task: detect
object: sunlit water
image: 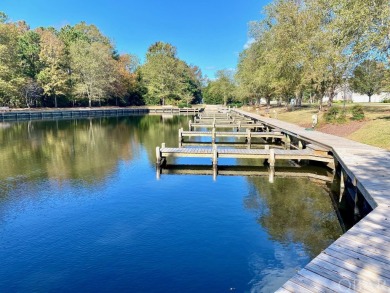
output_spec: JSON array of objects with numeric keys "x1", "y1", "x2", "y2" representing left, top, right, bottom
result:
[{"x1": 0, "y1": 115, "x2": 342, "y2": 292}]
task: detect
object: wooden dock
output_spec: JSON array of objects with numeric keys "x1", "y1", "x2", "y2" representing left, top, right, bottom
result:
[
  {"x1": 155, "y1": 144, "x2": 334, "y2": 167},
  {"x1": 233, "y1": 109, "x2": 390, "y2": 293},
  {"x1": 189, "y1": 120, "x2": 264, "y2": 131},
  {"x1": 179, "y1": 128, "x2": 285, "y2": 144},
  {"x1": 194, "y1": 115, "x2": 254, "y2": 121}
]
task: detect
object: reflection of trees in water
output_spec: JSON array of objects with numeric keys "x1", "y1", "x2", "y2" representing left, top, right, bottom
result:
[
  {"x1": 245, "y1": 176, "x2": 343, "y2": 258},
  {"x1": 0, "y1": 115, "x2": 191, "y2": 188},
  {"x1": 135, "y1": 115, "x2": 191, "y2": 163}
]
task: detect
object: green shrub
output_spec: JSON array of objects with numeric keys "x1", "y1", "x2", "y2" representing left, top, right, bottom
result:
[
  {"x1": 178, "y1": 102, "x2": 191, "y2": 108},
  {"x1": 324, "y1": 106, "x2": 346, "y2": 123},
  {"x1": 382, "y1": 98, "x2": 390, "y2": 103},
  {"x1": 350, "y1": 104, "x2": 365, "y2": 121},
  {"x1": 228, "y1": 101, "x2": 243, "y2": 108}
]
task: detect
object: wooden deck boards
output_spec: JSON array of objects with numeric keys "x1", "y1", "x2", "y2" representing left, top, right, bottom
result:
[
  {"x1": 180, "y1": 130, "x2": 284, "y2": 138},
  {"x1": 190, "y1": 122, "x2": 264, "y2": 129},
  {"x1": 234, "y1": 109, "x2": 390, "y2": 293},
  {"x1": 158, "y1": 146, "x2": 333, "y2": 165}
]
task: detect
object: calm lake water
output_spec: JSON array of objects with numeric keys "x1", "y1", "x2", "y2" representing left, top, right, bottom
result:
[{"x1": 0, "y1": 115, "x2": 342, "y2": 292}]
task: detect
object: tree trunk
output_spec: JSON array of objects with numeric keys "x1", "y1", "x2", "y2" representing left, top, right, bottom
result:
[
  {"x1": 369, "y1": 95, "x2": 372, "y2": 103},
  {"x1": 318, "y1": 94, "x2": 323, "y2": 111},
  {"x1": 295, "y1": 93, "x2": 302, "y2": 107},
  {"x1": 89, "y1": 98, "x2": 92, "y2": 108},
  {"x1": 266, "y1": 96, "x2": 271, "y2": 107},
  {"x1": 25, "y1": 93, "x2": 30, "y2": 109},
  {"x1": 54, "y1": 96, "x2": 58, "y2": 108}
]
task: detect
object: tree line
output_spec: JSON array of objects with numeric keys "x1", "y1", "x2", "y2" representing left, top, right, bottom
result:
[
  {"x1": 0, "y1": 12, "x2": 203, "y2": 108},
  {"x1": 204, "y1": 0, "x2": 390, "y2": 106}
]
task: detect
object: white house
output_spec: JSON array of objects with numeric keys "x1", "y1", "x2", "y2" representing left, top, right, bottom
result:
[{"x1": 333, "y1": 86, "x2": 389, "y2": 103}]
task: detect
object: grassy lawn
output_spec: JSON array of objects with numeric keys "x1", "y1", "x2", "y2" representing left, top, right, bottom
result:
[
  {"x1": 348, "y1": 119, "x2": 390, "y2": 149},
  {"x1": 243, "y1": 103, "x2": 390, "y2": 150}
]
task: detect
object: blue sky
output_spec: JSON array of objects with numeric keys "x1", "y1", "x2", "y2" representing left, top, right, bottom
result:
[{"x1": 1, "y1": 0, "x2": 270, "y2": 78}]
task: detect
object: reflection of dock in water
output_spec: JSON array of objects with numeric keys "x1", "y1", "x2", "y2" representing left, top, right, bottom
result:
[{"x1": 157, "y1": 164, "x2": 334, "y2": 182}]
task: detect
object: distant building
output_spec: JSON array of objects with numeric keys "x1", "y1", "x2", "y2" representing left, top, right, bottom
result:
[{"x1": 324, "y1": 85, "x2": 389, "y2": 103}]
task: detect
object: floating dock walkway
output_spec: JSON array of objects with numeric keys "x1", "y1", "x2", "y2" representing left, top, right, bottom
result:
[
  {"x1": 232, "y1": 109, "x2": 390, "y2": 293},
  {"x1": 188, "y1": 120, "x2": 264, "y2": 131},
  {"x1": 178, "y1": 128, "x2": 285, "y2": 144},
  {"x1": 156, "y1": 144, "x2": 334, "y2": 167}
]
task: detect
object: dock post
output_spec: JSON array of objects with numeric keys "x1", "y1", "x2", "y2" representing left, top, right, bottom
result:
[
  {"x1": 298, "y1": 140, "x2": 303, "y2": 150},
  {"x1": 212, "y1": 127, "x2": 216, "y2": 144},
  {"x1": 237, "y1": 121, "x2": 241, "y2": 132},
  {"x1": 269, "y1": 167, "x2": 275, "y2": 183},
  {"x1": 339, "y1": 171, "x2": 345, "y2": 203},
  {"x1": 269, "y1": 149, "x2": 275, "y2": 167},
  {"x1": 353, "y1": 177, "x2": 360, "y2": 218},
  {"x1": 213, "y1": 165, "x2": 217, "y2": 181},
  {"x1": 285, "y1": 135, "x2": 291, "y2": 150},
  {"x1": 246, "y1": 128, "x2": 251, "y2": 144},
  {"x1": 178, "y1": 128, "x2": 183, "y2": 145},
  {"x1": 189, "y1": 120, "x2": 193, "y2": 131},
  {"x1": 156, "y1": 166, "x2": 161, "y2": 180},
  {"x1": 156, "y1": 146, "x2": 161, "y2": 165},
  {"x1": 265, "y1": 145, "x2": 270, "y2": 150},
  {"x1": 212, "y1": 145, "x2": 218, "y2": 167},
  {"x1": 213, "y1": 118, "x2": 216, "y2": 129}
]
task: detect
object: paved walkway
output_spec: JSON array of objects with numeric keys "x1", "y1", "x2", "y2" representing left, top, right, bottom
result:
[{"x1": 234, "y1": 109, "x2": 390, "y2": 292}]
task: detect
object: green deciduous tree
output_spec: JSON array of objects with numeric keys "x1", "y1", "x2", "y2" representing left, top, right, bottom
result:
[
  {"x1": 0, "y1": 19, "x2": 25, "y2": 106},
  {"x1": 17, "y1": 30, "x2": 42, "y2": 78},
  {"x1": 328, "y1": 0, "x2": 390, "y2": 62},
  {"x1": 70, "y1": 40, "x2": 116, "y2": 107},
  {"x1": 140, "y1": 42, "x2": 202, "y2": 106},
  {"x1": 236, "y1": 38, "x2": 275, "y2": 106},
  {"x1": 37, "y1": 28, "x2": 67, "y2": 107},
  {"x1": 350, "y1": 60, "x2": 386, "y2": 102},
  {"x1": 203, "y1": 70, "x2": 236, "y2": 105}
]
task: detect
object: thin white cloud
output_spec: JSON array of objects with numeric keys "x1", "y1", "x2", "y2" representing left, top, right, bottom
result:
[{"x1": 244, "y1": 38, "x2": 256, "y2": 50}]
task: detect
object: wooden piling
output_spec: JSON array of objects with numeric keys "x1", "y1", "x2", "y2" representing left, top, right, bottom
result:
[
  {"x1": 352, "y1": 177, "x2": 360, "y2": 217},
  {"x1": 213, "y1": 165, "x2": 217, "y2": 181},
  {"x1": 178, "y1": 128, "x2": 183, "y2": 144},
  {"x1": 246, "y1": 128, "x2": 251, "y2": 144},
  {"x1": 269, "y1": 149, "x2": 275, "y2": 167},
  {"x1": 269, "y1": 167, "x2": 275, "y2": 183},
  {"x1": 212, "y1": 145, "x2": 218, "y2": 166},
  {"x1": 339, "y1": 170, "x2": 345, "y2": 203},
  {"x1": 156, "y1": 146, "x2": 161, "y2": 165},
  {"x1": 285, "y1": 135, "x2": 291, "y2": 150}
]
